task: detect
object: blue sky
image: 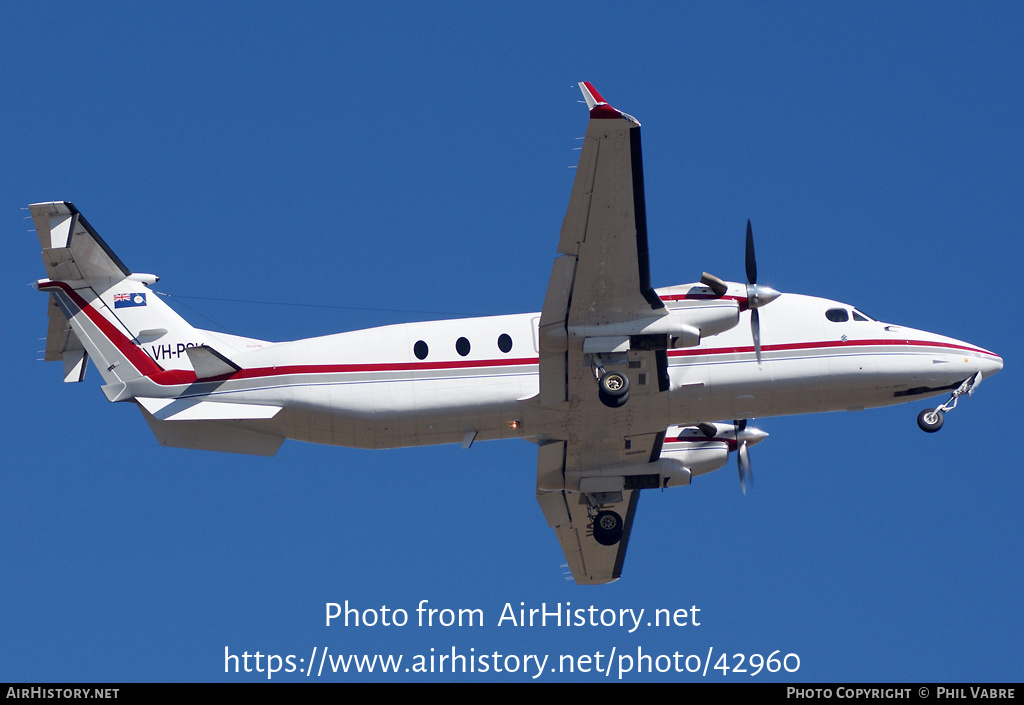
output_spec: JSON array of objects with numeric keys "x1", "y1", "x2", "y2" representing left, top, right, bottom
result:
[{"x1": 2, "y1": 2, "x2": 1021, "y2": 682}]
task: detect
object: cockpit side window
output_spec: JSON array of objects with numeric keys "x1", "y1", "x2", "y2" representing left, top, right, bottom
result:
[{"x1": 825, "y1": 308, "x2": 849, "y2": 323}]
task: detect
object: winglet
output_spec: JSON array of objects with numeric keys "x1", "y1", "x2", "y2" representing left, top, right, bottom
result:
[
  {"x1": 578, "y1": 82, "x2": 639, "y2": 124},
  {"x1": 579, "y1": 82, "x2": 603, "y2": 110}
]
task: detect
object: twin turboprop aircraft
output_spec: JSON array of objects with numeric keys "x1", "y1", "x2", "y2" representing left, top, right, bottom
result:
[{"x1": 31, "y1": 82, "x2": 1002, "y2": 584}]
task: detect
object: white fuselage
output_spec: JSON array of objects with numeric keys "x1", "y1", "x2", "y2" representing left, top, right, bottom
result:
[{"x1": 124, "y1": 286, "x2": 1003, "y2": 450}]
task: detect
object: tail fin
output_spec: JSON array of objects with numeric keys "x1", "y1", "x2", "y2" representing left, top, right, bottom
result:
[{"x1": 31, "y1": 202, "x2": 214, "y2": 386}]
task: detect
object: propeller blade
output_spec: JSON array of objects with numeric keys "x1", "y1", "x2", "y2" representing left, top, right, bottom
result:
[
  {"x1": 745, "y1": 219, "x2": 757, "y2": 284},
  {"x1": 737, "y1": 440, "x2": 752, "y2": 495},
  {"x1": 734, "y1": 419, "x2": 768, "y2": 495},
  {"x1": 751, "y1": 308, "x2": 762, "y2": 365},
  {"x1": 742, "y1": 220, "x2": 777, "y2": 365},
  {"x1": 746, "y1": 220, "x2": 760, "y2": 365}
]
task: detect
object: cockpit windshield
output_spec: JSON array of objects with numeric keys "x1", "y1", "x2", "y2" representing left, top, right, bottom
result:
[{"x1": 826, "y1": 307, "x2": 876, "y2": 323}]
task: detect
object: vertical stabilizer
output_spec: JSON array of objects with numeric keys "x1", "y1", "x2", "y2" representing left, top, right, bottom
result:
[{"x1": 31, "y1": 202, "x2": 212, "y2": 386}]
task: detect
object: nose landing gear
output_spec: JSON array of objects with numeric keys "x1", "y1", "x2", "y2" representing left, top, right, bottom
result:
[
  {"x1": 917, "y1": 372, "x2": 983, "y2": 433},
  {"x1": 917, "y1": 408, "x2": 944, "y2": 433}
]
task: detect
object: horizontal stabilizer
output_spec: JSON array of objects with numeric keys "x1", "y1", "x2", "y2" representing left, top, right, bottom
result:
[
  {"x1": 186, "y1": 345, "x2": 241, "y2": 379},
  {"x1": 137, "y1": 397, "x2": 283, "y2": 421},
  {"x1": 138, "y1": 406, "x2": 284, "y2": 456},
  {"x1": 30, "y1": 202, "x2": 130, "y2": 282},
  {"x1": 44, "y1": 295, "x2": 88, "y2": 382}
]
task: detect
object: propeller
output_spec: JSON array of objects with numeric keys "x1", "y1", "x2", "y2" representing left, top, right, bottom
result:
[
  {"x1": 743, "y1": 220, "x2": 780, "y2": 366},
  {"x1": 738, "y1": 441, "x2": 752, "y2": 494},
  {"x1": 732, "y1": 418, "x2": 768, "y2": 495},
  {"x1": 699, "y1": 222, "x2": 779, "y2": 364}
]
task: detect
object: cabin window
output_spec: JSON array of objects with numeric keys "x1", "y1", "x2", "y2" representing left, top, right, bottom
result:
[
  {"x1": 456, "y1": 337, "x2": 471, "y2": 357},
  {"x1": 414, "y1": 340, "x2": 429, "y2": 360},
  {"x1": 498, "y1": 333, "x2": 513, "y2": 353},
  {"x1": 825, "y1": 308, "x2": 849, "y2": 323}
]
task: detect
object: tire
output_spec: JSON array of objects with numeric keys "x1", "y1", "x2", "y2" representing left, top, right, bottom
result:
[
  {"x1": 598, "y1": 371, "x2": 630, "y2": 408},
  {"x1": 917, "y1": 408, "x2": 944, "y2": 433},
  {"x1": 599, "y1": 387, "x2": 629, "y2": 408},
  {"x1": 592, "y1": 510, "x2": 624, "y2": 546}
]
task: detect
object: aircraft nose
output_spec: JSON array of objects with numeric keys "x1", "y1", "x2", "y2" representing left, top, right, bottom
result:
[
  {"x1": 980, "y1": 352, "x2": 1003, "y2": 378},
  {"x1": 959, "y1": 338, "x2": 1003, "y2": 380}
]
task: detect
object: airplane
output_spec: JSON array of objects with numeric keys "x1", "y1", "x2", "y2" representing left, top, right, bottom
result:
[{"x1": 29, "y1": 82, "x2": 1002, "y2": 584}]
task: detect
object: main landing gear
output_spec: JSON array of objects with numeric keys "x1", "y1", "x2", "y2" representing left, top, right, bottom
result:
[
  {"x1": 592, "y1": 355, "x2": 630, "y2": 408},
  {"x1": 592, "y1": 510, "x2": 624, "y2": 546},
  {"x1": 579, "y1": 491, "x2": 625, "y2": 546},
  {"x1": 917, "y1": 372, "x2": 983, "y2": 433},
  {"x1": 598, "y1": 370, "x2": 629, "y2": 408}
]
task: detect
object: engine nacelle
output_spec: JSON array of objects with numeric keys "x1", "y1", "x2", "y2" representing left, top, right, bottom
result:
[
  {"x1": 663, "y1": 422, "x2": 769, "y2": 479},
  {"x1": 578, "y1": 458, "x2": 693, "y2": 493},
  {"x1": 576, "y1": 422, "x2": 767, "y2": 495},
  {"x1": 662, "y1": 302, "x2": 739, "y2": 347},
  {"x1": 577, "y1": 441, "x2": 729, "y2": 494},
  {"x1": 571, "y1": 303, "x2": 740, "y2": 354},
  {"x1": 570, "y1": 304, "x2": 740, "y2": 341},
  {"x1": 659, "y1": 442, "x2": 730, "y2": 479},
  {"x1": 578, "y1": 459, "x2": 691, "y2": 494},
  {"x1": 577, "y1": 444, "x2": 726, "y2": 493}
]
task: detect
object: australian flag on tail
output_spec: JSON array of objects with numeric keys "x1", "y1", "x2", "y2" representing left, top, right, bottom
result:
[{"x1": 113, "y1": 292, "x2": 147, "y2": 309}]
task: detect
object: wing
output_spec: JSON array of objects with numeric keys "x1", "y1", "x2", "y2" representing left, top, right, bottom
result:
[
  {"x1": 536, "y1": 418, "x2": 767, "y2": 583},
  {"x1": 537, "y1": 432, "x2": 665, "y2": 584},
  {"x1": 537, "y1": 82, "x2": 670, "y2": 407},
  {"x1": 535, "y1": 83, "x2": 673, "y2": 584},
  {"x1": 549, "y1": 83, "x2": 664, "y2": 322}
]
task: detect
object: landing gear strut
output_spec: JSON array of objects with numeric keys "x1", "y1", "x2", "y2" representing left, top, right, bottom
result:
[{"x1": 917, "y1": 372, "x2": 983, "y2": 433}]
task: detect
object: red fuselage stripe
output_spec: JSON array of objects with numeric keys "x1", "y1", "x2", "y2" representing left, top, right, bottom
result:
[
  {"x1": 167, "y1": 338, "x2": 993, "y2": 388},
  {"x1": 38, "y1": 278, "x2": 996, "y2": 388},
  {"x1": 38, "y1": 281, "x2": 163, "y2": 376},
  {"x1": 667, "y1": 338, "x2": 994, "y2": 358}
]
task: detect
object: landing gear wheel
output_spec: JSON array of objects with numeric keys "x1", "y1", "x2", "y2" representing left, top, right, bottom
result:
[
  {"x1": 592, "y1": 510, "x2": 624, "y2": 546},
  {"x1": 598, "y1": 371, "x2": 630, "y2": 409},
  {"x1": 917, "y1": 408, "x2": 944, "y2": 433}
]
